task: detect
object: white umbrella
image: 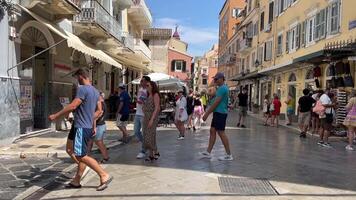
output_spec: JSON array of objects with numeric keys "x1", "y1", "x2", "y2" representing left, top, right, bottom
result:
[{"x1": 131, "y1": 73, "x2": 187, "y2": 91}]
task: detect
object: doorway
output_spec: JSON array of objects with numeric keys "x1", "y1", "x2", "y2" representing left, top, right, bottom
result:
[{"x1": 288, "y1": 84, "x2": 297, "y2": 115}]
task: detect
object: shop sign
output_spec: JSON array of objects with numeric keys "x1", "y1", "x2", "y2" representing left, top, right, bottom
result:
[{"x1": 349, "y1": 20, "x2": 356, "y2": 30}]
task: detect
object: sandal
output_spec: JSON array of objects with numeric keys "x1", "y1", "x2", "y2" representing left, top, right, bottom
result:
[
  {"x1": 96, "y1": 176, "x2": 114, "y2": 191},
  {"x1": 100, "y1": 158, "x2": 110, "y2": 164},
  {"x1": 65, "y1": 182, "x2": 82, "y2": 189}
]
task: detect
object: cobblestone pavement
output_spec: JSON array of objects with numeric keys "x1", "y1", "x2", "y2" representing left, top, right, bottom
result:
[
  {"x1": 0, "y1": 156, "x2": 73, "y2": 200},
  {"x1": 11, "y1": 112, "x2": 356, "y2": 199}
]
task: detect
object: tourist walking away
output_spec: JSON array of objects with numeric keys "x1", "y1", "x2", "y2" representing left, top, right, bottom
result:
[
  {"x1": 193, "y1": 94, "x2": 204, "y2": 131},
  {"x1": 201, "y1": 72, "x2": 233, "y2": 161},
  {"x1": 116, "y1": 83, "x2": 131, "y2": 143},
  {"x1": 271, "y1": 94, "x2": 282, "y2": 127},
  {"x1": 285, "y1": 94, "x2": 294, "y2": 125},
  {"x1": 317, "y1": 89, "x2": 335, "y2": 148},
  {"x1": 134, "y1": 75, "x2": 150, "y2": 159},
  {"x1": 108, "y1": 91, "x2": 119, "y2": 119},
  {"x1": 236, "y1": 88, "x2": 248, "y2": 128},
  {"x1": 88, "y1": 92, "x2": 109, "y2": 163},
  {"x1": 186, "y1": 89, "x2": 195, "y2": 130},
  {"x1": 143, "y1": 81, "x2": 161, "y2": 161},
  {"x1": 297, "y1": 89, "x2": 316, "y2": 138},
  {"x1": 343, "y1": 90, "x2": 356, "y2": 151},
  {"x1": 263, "y1": 95, "x2": 271, "y2": 126},
  {"x1": 175, "y1": 89, "x2": 188, "y2": 140},
  {"x1": 311, "y1": 90, "x2": 322, "y2": 134},
  {"x1": 201, "y1": 91, "x2": 208, "y2": 111},
  {"x1": 48, "y1": 69, "x2": 112, "y2": 191}
]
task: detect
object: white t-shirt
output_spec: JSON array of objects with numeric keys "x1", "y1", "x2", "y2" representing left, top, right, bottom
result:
[
  {"x1": 319, "y1": 94, "x2": 334, "y2": 118},
  {"x1": 135, "y1": 87, "x2": 147, "y2": 116}
]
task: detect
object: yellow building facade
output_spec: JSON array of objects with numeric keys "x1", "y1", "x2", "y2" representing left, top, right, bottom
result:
[{"x1": 235, "y1": 0, "x2": 356, "y2": 114}]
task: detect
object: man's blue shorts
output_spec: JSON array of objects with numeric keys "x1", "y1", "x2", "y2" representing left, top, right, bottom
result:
[
  {"x1": 72, "y1": 127, "x2": 93, "y2": 157},
  {"x1": 211, "y1": 112, "x2": 228, "y2": 131}
]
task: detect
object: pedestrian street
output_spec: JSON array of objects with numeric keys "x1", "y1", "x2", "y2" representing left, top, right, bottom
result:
[{"x1": 31, "y1": 112, "x2": 356, "y2": 200}]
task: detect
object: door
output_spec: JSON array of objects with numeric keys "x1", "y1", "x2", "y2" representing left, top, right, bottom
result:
[
  {"x1": 33, "y1": 47, "x2": 48, "y2": 129},
  {"x1": 288, "y1": 85, "x2": 297, "y2": 115}
]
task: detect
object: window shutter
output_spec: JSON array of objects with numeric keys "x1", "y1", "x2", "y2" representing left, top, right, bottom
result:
[
  {"x1": 301, "y1": 21, "x2": 306, "y2": 47},
  {"x1": 286, "y1": 31, "x2": 290, "y2": 53},
  {"x1": 296, "y1": 24, "x2": 301, "y2": 49},
  {"x1": 171, "y1": 60, "x2": 176, "y2": 71},
  {"x1": 323, "y1": 8, "x2": 328, "y2": 38},
  {"x1": 274, "y1": 0, "x2": 279, "y2": 17},
  {"x1": 264, "y1": 43, "x2": 267, "y2": 61},
  {"x1": 182, "y1": 61, "x2": 187, "y2": 72},
  {"x1": 260, "y1": 12, "x2": 265, "y2": 31},
  {"x1": 315, "y1": 11, "x2": 320, "y2": 40}
]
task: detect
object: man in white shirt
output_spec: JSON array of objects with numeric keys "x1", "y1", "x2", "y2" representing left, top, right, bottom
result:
[
  {"x1": 318, "y1": 89, "x2": 336, "y2": 148},
  {"x1": 134, "y1": 75, "x2": 151, "y2": 159}
]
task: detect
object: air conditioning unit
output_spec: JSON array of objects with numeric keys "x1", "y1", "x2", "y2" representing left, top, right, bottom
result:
[{"x1": 265, "y1": 24, "x2": 271, "y2": 32}]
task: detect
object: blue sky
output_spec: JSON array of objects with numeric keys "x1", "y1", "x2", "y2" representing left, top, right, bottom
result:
[{"x1": 146, "y1": 0, "x2": 225, "y2": 57}]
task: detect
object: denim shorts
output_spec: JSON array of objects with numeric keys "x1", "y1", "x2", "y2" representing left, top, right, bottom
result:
[
  {"x1": 93, "y1": 124, "x2": 106, "y2": 141},
  {"x1": 211, "y1": 112, "x2": 228, "y2": 131}
]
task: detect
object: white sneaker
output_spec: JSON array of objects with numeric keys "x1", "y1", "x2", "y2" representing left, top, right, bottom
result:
[
  {"x1": 177, "y1": 136, "x2": 185, "y2": 140},
  {"x1": 346, "y1": 145, "x2": 354, "y2": 151},
  {"x1": 199, "y1": 151, "x2": 212, "y2": 159},
  {"x1": 136, "y1": 152, "x2": 146, "y2": 159},
  {"x1": 218, "y1": 154, "x2": 234, "y2": 161}
]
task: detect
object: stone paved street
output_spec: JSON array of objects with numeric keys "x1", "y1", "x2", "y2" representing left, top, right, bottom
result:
[{"x1": 14, "y1": 112, "x2": 356, "y2": 200}]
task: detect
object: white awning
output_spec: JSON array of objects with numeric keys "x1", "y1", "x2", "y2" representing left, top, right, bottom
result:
[{"x1": 18, "y1": 5, "x2": 122, "y2": 69}]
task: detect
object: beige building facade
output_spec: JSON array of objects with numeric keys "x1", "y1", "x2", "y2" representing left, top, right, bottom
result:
[{"x1": 232, "y1": 0, "x2": 356, "y2": 113}]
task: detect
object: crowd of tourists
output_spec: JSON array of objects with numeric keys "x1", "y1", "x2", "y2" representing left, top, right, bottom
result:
[
  {"x1": 261, "y1": 88, "x2": 356, "y2": 151},
  {"x1": 47, "y1": 69, "x2": 235, "y2": 190}
]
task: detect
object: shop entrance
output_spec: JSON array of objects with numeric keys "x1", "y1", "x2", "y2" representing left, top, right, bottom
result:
[
  {"x1": 19, "y1": 25, "x2": 51, "y2": 133},
  {"x1": 288, "y1": 73, "x2": 297, "y2": 115}
]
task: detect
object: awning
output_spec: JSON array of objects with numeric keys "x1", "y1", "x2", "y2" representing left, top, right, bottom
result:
[
  {"x1": 230, "y1": 70, "x2": 263, "y2": 81},
  {"x1": 18, "y1": 5, "x2": 122, "y2": 69},
  {"x1": 293, "y1": 50, "x2": 324, "y2": 63}
]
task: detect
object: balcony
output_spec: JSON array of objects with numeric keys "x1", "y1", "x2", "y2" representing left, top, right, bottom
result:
[
  {"x1": 21, "y1": 0, "x2": 80, "y2": 18},
  {"x1": 128, "y1": 0, "x2": 153, "y2": 29},
  {"x1": 134, "y1": 38, "x2": 152, "y2": 60},
  {"x1": 239, "y1": 38, "x2": 252, "y2": 53},
  {"x1": 74, "y1": 0, "x2": 123, "y2": 44},
  {"x1": 122, "y1": 32, "x2": 135, "y2": 51}
]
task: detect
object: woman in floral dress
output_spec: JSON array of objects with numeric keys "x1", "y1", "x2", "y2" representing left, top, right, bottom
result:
[{"x1": 143, "y1": 81, "x2": 161, "y2": 161}]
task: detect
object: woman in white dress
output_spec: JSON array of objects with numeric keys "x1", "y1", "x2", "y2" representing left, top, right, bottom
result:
[{"x1": 175, "y1": 89, "x2": 188, "y2": 140}]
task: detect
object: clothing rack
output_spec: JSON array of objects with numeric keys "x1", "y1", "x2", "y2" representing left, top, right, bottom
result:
[{"x1": 336, "y1": 90, "x2": 348, "y2": 125}]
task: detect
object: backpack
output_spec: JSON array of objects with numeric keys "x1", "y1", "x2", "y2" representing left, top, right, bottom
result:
[{"x1": 312, "y1": 100, "x2": 325, "y2": 116}]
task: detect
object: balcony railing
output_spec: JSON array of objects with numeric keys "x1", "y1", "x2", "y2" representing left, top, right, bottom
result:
[
  {"x1": 239, "y1": 38, "x2": 252, "y2": 52},
  {"x1": 74, "y1": 0, "x2": 122, "y2": 42},
  {"x1": 122, "y1": 32, "x2": 135, "y2": 50},
  {"x1": 134, "y1": 38, "x2": 151, "y2": 59},
  {"x1": 130, "y1": 0, "x2": 153, "y2": 25}
]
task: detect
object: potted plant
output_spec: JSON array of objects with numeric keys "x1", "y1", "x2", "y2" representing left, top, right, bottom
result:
[{"x1": 252, "y1": 103, "x2": 259, "y2": 114}]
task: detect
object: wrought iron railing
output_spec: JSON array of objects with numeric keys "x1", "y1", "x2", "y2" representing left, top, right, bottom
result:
[{"x1": 74, "y1": 0, "x2": 122, "y2": 42}]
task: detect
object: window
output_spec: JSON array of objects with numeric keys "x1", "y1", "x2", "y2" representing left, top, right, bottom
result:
[
  {"x1": 315, "y1": 8, "x2": 327, "y2": 40},
  {"x1": 257, "y1": 46, "x2": 264, "y2": 63},
  {"x1": 260, "y1": 12, "x2": 265, "y2": 31},
  {"x1": 202, "y1": 68, "x2": 207, "y2": 74},
  {"x1": 279, "y1": 0, "x2": 284, "y2": 14},
  {"x1": 306, "y1": 16, "x2": 316, "y2": 45},
  {"x1": 246, "y1": 55, "x2": 250, "y2": 70},
  {"x1": 229, "y1": 46, "x2": 232, "y2": 54},
  {"x1": 105, "y1": 72, "x2": 110, "y2": 90},
  {"x1": 328, "y1": 0, "x2": 340, "y2": 35},
  {"x1": 268, "y1": 1, "x2": 274, "y2": 24},
  {"x1": 175, "y1": 60, "x2": 183, "y2": 71},
  {"x1": 251, "y1": 52, "x2": 256, "y2": 67},
  {"x1": 248, "y1": 0, "x2": 252, "y2": 12},
  {"x1": 287, "y1": 25, "x2": 300, "y2": 52},
  {"x1": 288, "y1": 73, "x2": 297, "y2": 82},
  {"x1": 277, "y1": 34, "x2": 283, "y2": 55},
  {"x1": 264, "y1": 40, "x2": 273, "y2": 61},
  {"x1": 253, "y1": 22, "x2": 258, "y2": 36},
  {"x1": 247, "y1": 23, "x2": 253, "y2": 38},
  {"x1": 241, "y1": 58, "x2": 245, "y2": 72},
  {"x1": 232, "y1": 8, "x2": 241, "y2": 18},
  {"x1": 274, "y1": 0, "x2": 280, "y2": 17},
  {"x1": 202, "y1": 78, "x2": 207, "y2": 85},
  {"x1": 300, "y1": 21, "x2": 306, "y2": 47}
]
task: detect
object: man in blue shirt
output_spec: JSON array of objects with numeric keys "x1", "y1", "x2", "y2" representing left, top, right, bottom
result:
[
  {"x1": 201, "y1": 72, "x2": 233, "y2": 161},
  {"x1": 116, "y1": 83, "x2": 131, "y2": 143},
  {"x1": 49, "y1": 68, "x2": 112, "y2": 191}
]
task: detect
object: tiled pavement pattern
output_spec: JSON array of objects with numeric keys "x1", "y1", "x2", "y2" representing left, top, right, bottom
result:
[{"x1": 23, "y1": 111, "x2": 356, "y2": 200}]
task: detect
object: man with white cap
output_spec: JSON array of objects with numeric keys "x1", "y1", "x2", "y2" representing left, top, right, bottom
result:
[
  {"x1": 201, "y1": 72, "x2": 233, "y2": 161},
  {"x1": 116, "y1": 83, "x2": 131, "y2": 143}
]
